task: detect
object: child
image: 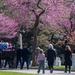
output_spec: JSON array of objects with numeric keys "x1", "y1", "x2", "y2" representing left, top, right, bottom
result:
[{"x1": 37, "y1": 49, "x2": 45, "y2": 74}]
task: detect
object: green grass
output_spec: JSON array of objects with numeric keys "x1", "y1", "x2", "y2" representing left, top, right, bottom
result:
[
  {"x1": 0, "y1": 71, "x2": 37, "y2": 75},
  {"x1": 54, "y1": 65, "x2": 65, "y2": 70},
  {"x1": 31, "y1": 65, "x2": 75, "y2": 70},
  {"x1": 54, "y1": 65, "x2": 75, "y2": 70}
]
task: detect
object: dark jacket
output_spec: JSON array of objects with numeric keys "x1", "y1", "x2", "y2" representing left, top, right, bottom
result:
[
  {"x1": 64, "y1": 50, "x2": 72, "y2": 66},
  {"x1": 22, "y1": 48, "x2": 31, "y2": 59},
  {"x1": 16, "y1": 48, "x2": 22, "y2": 58},
  {"x1": 47, "y1": 48, "x2": 56, "y2": 62}
]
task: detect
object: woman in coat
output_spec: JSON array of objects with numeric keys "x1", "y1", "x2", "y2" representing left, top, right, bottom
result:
[
  {"x1": 46, "y1": 44, "x2": 56, "y2": 73},
  {"x1": 64, "y1": 45, "x2": 72, "y2": 73}
]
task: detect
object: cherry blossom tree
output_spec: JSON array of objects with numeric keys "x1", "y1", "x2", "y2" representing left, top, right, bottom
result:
[
  {"x1": 0, "y1": 13, "x2": 18, "y2": 38},
  {"x1": 55, "y1": 0, "x2": 75, "y2": 44},
  {"x1": 0, "y1": 0, "x2": 75, "y2": 65}
]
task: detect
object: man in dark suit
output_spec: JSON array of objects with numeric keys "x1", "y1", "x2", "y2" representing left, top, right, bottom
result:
[
  {"x1": 21, "y1": 43, "x2": 31, "y2": 69},
  {"x1": 15, "y1": 45, "x2": 22, "y2": 69}
]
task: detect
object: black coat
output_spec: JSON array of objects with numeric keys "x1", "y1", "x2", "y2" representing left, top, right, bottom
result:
[
  {"x1": 22, "y1": 48, "x2": 31, "y2": 59},
  {"x1": 64, "y1": 50, "x2": 72, "y2": 66},
  {"x1": 16, "y1": 48, "x2": 22, "y2": 58},
  {"x1": 47, "y1": 48, "x2": 56, "y2": 62}
]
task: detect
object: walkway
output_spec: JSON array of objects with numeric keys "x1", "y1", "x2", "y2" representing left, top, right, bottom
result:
[{"x1": 1, "y1": 68, "x2": 75, "y2": 75}]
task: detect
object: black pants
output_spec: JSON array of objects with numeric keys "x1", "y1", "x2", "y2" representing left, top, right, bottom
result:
[
  {"x1": 21, "y1": 58, "x2": 29, "y2": 69},
  {"x1": 4, "y1": 57, "x2": 14, "y2": 68},
  {"x1": 0, "y1": 59, "x2": 1, "y2": 67},
  {"x1": 16, "y1": 57, "x2": 22, "y2": 68},
  {"x1": 4, "y1": 58, "x2": 10, "y2": 68},
  {"x1": 48, "y1": 60, "x2": 54, "y2": 70},
  {"x1": 65, "y1": 65, "x2": 71, "y2": 73}
]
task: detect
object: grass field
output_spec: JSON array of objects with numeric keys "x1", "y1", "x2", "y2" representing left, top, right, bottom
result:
[
  {"x1": 54, "y1": 66, "x2": 75, "y2": 70},
  {"x1": 0, "y1": 71, "x2": 37, "y2": 75},
  {"x1": 54, "y1": 65, "x2": 65, "y2": 69},
  {"x1": 31, "y1": 65, "x2": 75, "y2": 70}
]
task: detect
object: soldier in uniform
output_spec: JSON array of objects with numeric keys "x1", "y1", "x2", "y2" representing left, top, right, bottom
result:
[
  {"x1": 21, "y1": 43, "x2": 31, "y2": 69},
  {"x1": 15, "y1": 45, "x2": 22, "y2": 69}
]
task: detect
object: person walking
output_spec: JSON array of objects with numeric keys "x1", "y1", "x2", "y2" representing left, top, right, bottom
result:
[
  {"x1": 37, "y1": 49, "x2": 45, "y2": 74},
  {"x1": 0, "y1": 49, "x2": 2, "y2": 68},
  {"x1": 21, "y1": 43, "x2": 31, "y2": 69},
  {"x1": 64, "y1": 45, "x2": 72, "y2": 73},
  {"x1": 15, "y1": 45, "x2": 22, "y2": 69},
  {"x1": 46, "y1": 44, "x2": 56, "y2": 73}
]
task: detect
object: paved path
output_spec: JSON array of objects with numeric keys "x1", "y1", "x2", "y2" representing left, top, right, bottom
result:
[{"x1": 1, "y1": 68, "x2": 75, "y2": 75}]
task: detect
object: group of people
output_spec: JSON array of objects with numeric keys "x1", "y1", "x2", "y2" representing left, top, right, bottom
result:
[
  {"x1": 37, "y1": 44, "x2": 72, "y2": 74},
  {"x1": 15, "y1": 43, "x2": 31, "y2": 69},
  {"x1": 0, "y1": 42, "x2": 72, "y2": 74},
  {"x1": 4, "y1": 43, "x2": 31, "y2": 69}
]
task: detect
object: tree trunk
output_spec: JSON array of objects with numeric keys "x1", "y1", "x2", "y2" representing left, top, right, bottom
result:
[
  {"x1": 32, "y1": 28, "x2": 37, "y2": 66},
  {"x1": 31, "y1": 7, "x2": 45, "y2": 66}
]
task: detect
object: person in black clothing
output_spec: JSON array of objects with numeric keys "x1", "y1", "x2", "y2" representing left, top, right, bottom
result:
[
  {"x1": 46, "y1": 44, "x2": 56, "y2": 73},
  {"x1": 0, "y1": 49, "x2": 2, "y2": 68},
  {"x1": 15, "y1": 45, "x2": 22, "y2": 69},
  {"x1": 21, "y1": 43, "x2": 31, "y2": 69},
  {"x1": 64, "y1": 45, "x2": 72, "y2": 73}
]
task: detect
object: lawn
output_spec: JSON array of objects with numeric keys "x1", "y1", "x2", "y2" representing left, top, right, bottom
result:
[
  {"x1": 31, "y1": 65, "x2": 75, "y2": 70},
  {"x1": 0, "y1": 71, "x2": 37, "y2": 75},
  {"x1": 54, "y1": 66, "x2": 75, "y2": 70},
  {"x1": 54, "y1": 65, "x2": 65, "y2": 70}
]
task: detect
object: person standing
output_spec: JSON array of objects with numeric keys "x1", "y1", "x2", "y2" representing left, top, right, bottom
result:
[
  {"x1": 21, "y1": 43, "x2": 31, "y2": 69},
  {"x1": 64, "y1": 45, "x2": 72, "y2": 73},
  {"x1": 15, "y1": 45, "x2": 22, "y2": 69},
  {"x1": 46, "y1": 44, "x2": 56, "y2": 73},
  {"x1": 0, "y1": 49, "x2": 2, "y2": 68},
  {"x1": 37, "y1": 49, "x2": 45, "y2": 74}
]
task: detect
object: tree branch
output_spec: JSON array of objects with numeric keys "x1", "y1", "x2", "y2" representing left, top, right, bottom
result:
[
  {"x1": 37, "y1": 0, "x2": 42, "y2": 10},
  {"x1": 22, "y1": 1, "x2": 37, "y2": 16},
  {"x1": 39, "y1": 10, "x2": 45, "y2": 16}
]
